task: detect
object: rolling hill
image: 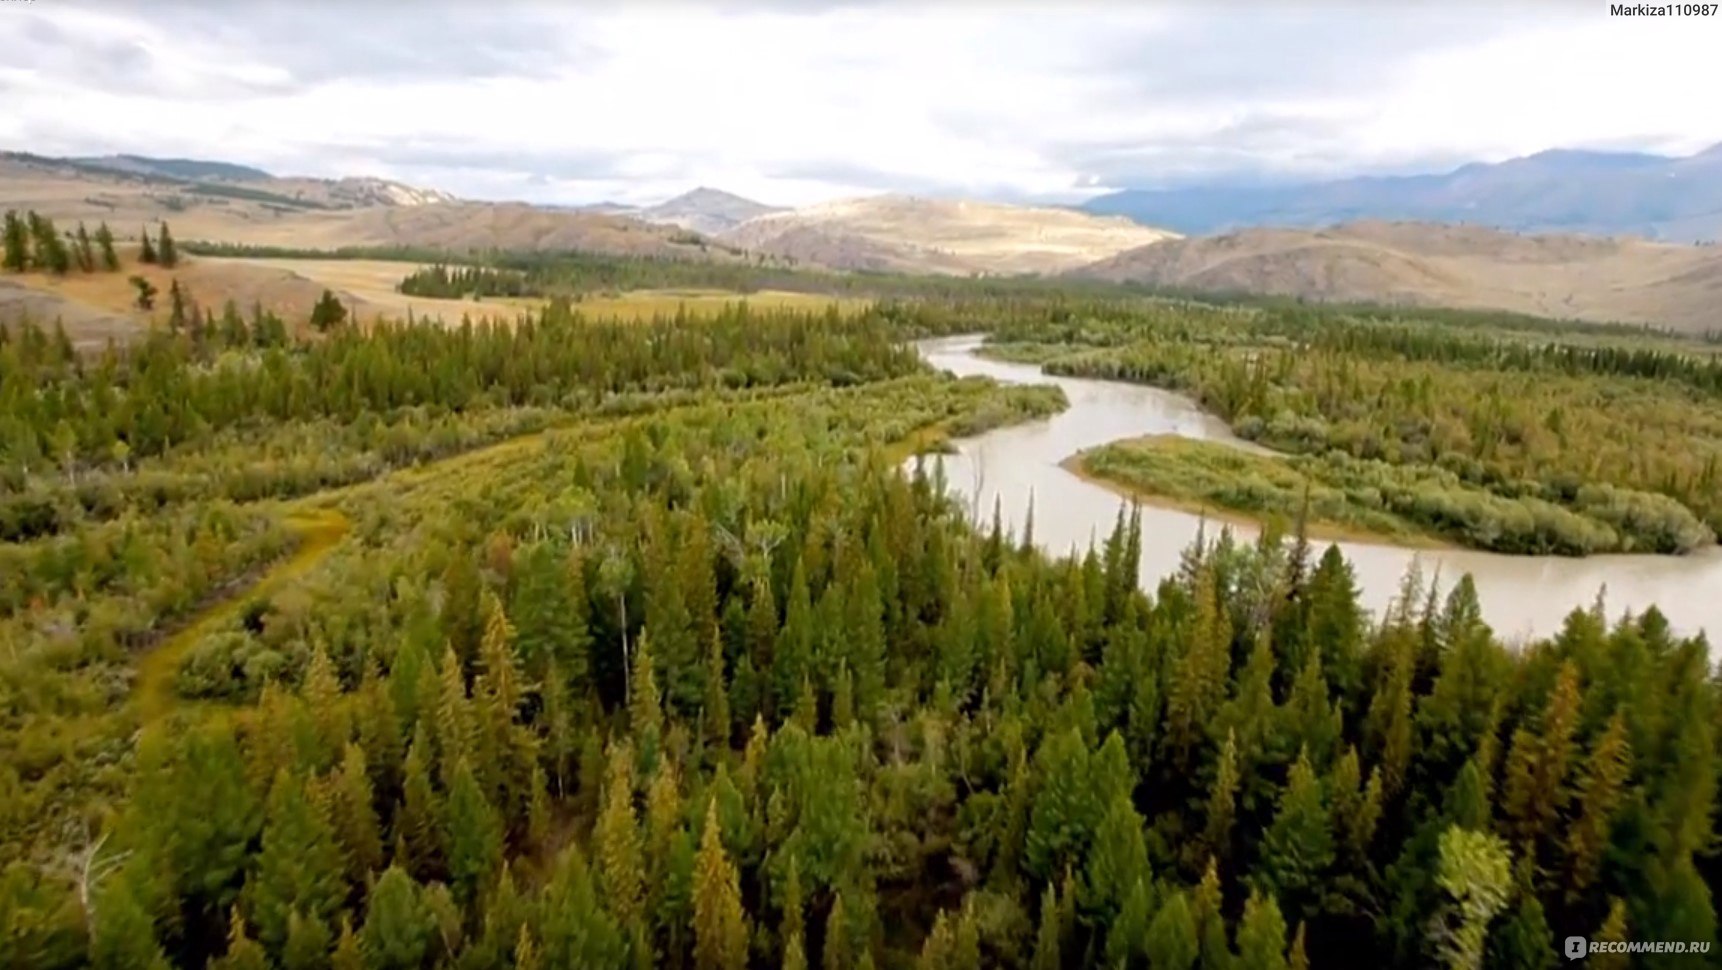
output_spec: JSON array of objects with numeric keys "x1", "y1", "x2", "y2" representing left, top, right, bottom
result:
[
  {"x1": 719, "y1": 194, "x2": 1179, "y2": 275},
  {"x1": 1072, "y1": 220, "x2": 1722, "y2": 332},
  {"x1": 1083, "y1": 143, "x2": 1722, "y2": 243},
  {"x1": 627, "y1": 187, "x2": 784, "y2": 235},
  {"x1": 0, "y1": 153, "x2": 729, "y2": 259}
]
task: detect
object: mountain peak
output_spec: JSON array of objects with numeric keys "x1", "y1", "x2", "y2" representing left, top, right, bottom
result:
[{"x1": 636, "y1": 187, "x2": 782, "y2": 235}]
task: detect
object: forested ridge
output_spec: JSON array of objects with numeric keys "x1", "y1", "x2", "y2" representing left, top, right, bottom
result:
[{"x1": 1, "y1": 292, "x2": 1718, "y2": 969}]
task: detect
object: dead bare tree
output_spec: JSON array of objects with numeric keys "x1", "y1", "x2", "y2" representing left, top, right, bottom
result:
[{"x1": 42, "y1": 822, "x2": 130, "y2": 931}]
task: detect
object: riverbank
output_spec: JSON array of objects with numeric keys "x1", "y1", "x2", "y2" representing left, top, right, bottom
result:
[{"x1": 1059, "y1": 439, "x2": 1458, "y2": 551}]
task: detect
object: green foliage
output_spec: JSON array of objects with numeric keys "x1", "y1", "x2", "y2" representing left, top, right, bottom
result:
[
  {"x1": 311, "y1": 289, "x2": 349, "y2": 332},
  {"x1": 245, "y1": 770, "x2": 347, "y2": 952},
  {"x1": 1431, "y1": 826, "x2": 1513, "y2": 970},
  {"x1": 398, "y1": 264, "x2": 536, "y2": 299},
  {"x1": 1, "y1": 291, "x2": 1718, "y2": 970},
  {"x1": 157, "y1": 222, "x2": 178, "y2": 268},
  {"x1": 361, "y1": 867, "x2": 437, "y2": 969},
  {"x1": 1, "y1": 210, "x2": 27, "y2": 272},
  {"x1": 999, "y1": 303, "x2": 1722, "y2": 552}
]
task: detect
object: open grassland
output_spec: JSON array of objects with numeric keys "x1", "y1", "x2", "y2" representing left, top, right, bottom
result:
[{"x1": 202, "y1": 258, "x2": 871, "y2": 323}]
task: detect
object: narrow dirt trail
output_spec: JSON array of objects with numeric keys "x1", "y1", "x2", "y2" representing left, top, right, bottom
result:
[
  {"x1": 125, "y1": 399, "x2": 950, "y2": 727},
  {"x1": 133, "y1": 507, "x2": 350, "y2": 726}
]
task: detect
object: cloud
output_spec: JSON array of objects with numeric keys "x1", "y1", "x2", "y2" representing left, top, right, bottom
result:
[{"x1": 3, "y1": 2, "x2": 1719, "y2": 206}]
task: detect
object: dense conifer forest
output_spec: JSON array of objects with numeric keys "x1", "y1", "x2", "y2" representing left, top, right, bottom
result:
[{"x1": 1, "y1": 288, "x2": 1717, "y2": 969}]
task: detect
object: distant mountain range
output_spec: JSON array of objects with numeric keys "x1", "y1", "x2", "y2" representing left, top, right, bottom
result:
[
  {"x1": 581, "y1": 187, "x2": 784, "y2": 235},
  {"x1": 70, "y1": 154, "x2": 275, "y2": 183},
  {"x1": 1082, "y1": 144, "x2": 1722, "y2": 243},
  {"x1": 2, "y1": 151, "x2": 458, "y2": 210}
]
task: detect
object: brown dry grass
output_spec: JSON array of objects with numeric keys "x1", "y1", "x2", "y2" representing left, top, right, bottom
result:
[
  {"x1": 1075, "y1": 220, "x2": 1722, "y2": 333},
  {"x1": 719, "y1": 194, "x2": 1178, "y2": 275}
]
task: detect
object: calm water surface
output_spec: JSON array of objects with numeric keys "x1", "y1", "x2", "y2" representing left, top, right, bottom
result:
[{"x1": 916, "y1": 335, "x2": 1722, "y2": 643}]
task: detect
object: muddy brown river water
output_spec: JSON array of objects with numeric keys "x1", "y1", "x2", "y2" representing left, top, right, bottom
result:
[{"x1": 917, "y1": 335, "x2": 1722, "y2": 643}]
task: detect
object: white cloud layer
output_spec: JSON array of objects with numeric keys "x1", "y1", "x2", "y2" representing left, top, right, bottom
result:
[{"x1": 2, "y1": 1, "x2": 1718, "y2": 206}]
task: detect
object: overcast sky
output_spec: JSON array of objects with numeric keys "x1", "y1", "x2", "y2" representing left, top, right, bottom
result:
[{"x1": 2, "y1": 2, "x2": 1719, "y2": 207}]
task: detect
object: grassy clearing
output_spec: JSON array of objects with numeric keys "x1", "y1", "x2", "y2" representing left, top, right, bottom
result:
[
  {"x1": 133, "y1": 507, "x2": 350, "y2": 727},
  {"x1": 214, "y1": 256, "x2": 872, "y2": 324},
  {"x1": 570, "y1": 288, "x2": 871, "y2": 321}
]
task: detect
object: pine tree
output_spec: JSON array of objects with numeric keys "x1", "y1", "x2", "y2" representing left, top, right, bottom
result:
[
  {"x1": 1565, "y1": 712, "x2": 1631, "y2": 898},
  {"x1": 1025, "y1": 727, "x2": 1105, "y2": 881},
  {"x1": 1204, "y1": 728, "x2": 1242, "y2": 860},
  {"x1": 87, "y1": 869, "x2": 171, "y2": 969},
  {"x1": 213, "y1": 909, "x2": 269, "y2": 970},
  {"x1": 1167, "y1": 561, "x2": 1232, "y2": 765},
  {"x1": 330, "y1": 743, "x2": 384, "y2": 885},
  {"x1": 915, "y1": 903, "x2": 981, "y2": 970},
  {"x1": 1235, "y1": 890, "x2": 1289, "y2": 970},
  {"x1": 395, "y1": 723, "x2": 444, "y2": 881},
  {"x1": 704, "y1": 631, "x2": 731, "y2": 750},
  {"x1": 1590, "y1": 898, "x2": 1629, "y2": 970},
  {"x1": 474, "y1": 590, "x2": 533, "y2": 814},
  {"x1": 282, "y1": 910, "x2": 333, "y2": 970},
  {"x1": 1144, "y1": 890, "x2": 1199, "y2": 970},
  {"x1": 331, "y1": 917, "x2": 364, "y2": 970},
  {"x1": 167, "y1": 279, "x2": 189, "y2": 332},
  {"x1": 694, "y1": 799, "x2": 748, "y2": 970},
  {"x1": 1255, "y1": 747, "x2": 1334, "y2": 917},
  {"x1": 246, "y1": 769, "x2": 347, "y2": 951},
  {"x1": 1106, "y1": 878, "x2": 1153, "y2": 968},
  {"x1": 516, "y1": 924, "x2": 542, "y2": 970},
  {"x1": 540, "y1": 844, "x2": 628, "y2": 967},
  {"x1": 94, "y1": 222, "x2": 119, "y2": 271},
  {"x1": 138, "y1": 226, "x2": 157, "y2": 264},
  {"x1": 1030, "y1": 883, "x2": 1061, "y2": 970},
  {"x1": 527, "y1": 763, "x2": 553, "y2": 851},
  {"x1": 783, "y1": 927, "x2": 808, "y2": 970},
  {"x1": 597, "y1": 741, "x2": 645, "y2": 928},
  {"x1": 442, "y1": 552, "x2": 484, "y2": 673},
  {"x1": 157, "y1": 221, "x2": 178, "y2": 267},
  {"x1": 645, "y1": 757, "x2": 685, "y2": 902},
  {"x1": 775, "y1": 558, "x2": 815, "y2": 714},
  {"x1": 157, "y1": 724, "x2": 261, "y2": 937},
  {"x1": 72, "y1": 223, "x2": 95, "y2": 272},
  {"x1": 361, "y1": 866, "x2": 436, "y2": 970},
  {"x1": 1, "y1": 210, "x2": 26, "y2": 271},
  {"x1": 1083, "y1": 787, "x2": 1149, "y2": 918},
  {"x1": 511, "y1": 542, "x2": 591, "y2": 682},
  {"x1": 301, "y1": 643, "x2": 347, "y2": 766},
  {"x1": 1486, "y1": 892, "x2": 1555, "y2": 970},
  {"x1": 435, "y1": 645, "x2": 475, "y2": 788},
  {"x1": 1502, "y1": 661, "x2": 1581, "y2": 849},
  {"x1": 26, "y1": 213, "x2": 70, "y2": 274},
  {"x1": 1191, "y1": 858, "x2": 1232, "y2": 970},
  {"x1": 1431, "y1": 826, "x2": 1513, "y2": 970},
  {"x1": 444, "y1": 757, "x2": 503, "y2": 902},
  {"x1": 631, "y1": 633, "x2": 665, "y2": 758}
]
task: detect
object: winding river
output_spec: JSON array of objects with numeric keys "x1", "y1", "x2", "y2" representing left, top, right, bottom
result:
[{"x1": 917, "y1": 335, "x2": 1722, "y2": 643}]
